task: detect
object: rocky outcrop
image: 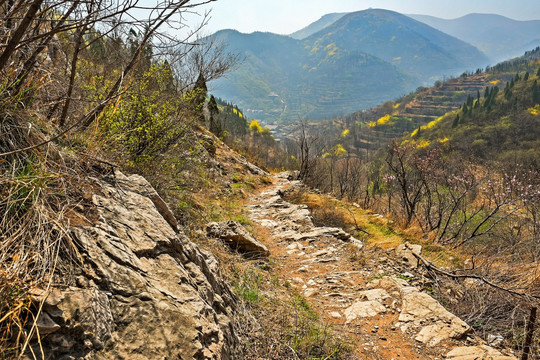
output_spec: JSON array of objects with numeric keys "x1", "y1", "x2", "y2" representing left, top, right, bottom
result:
[
  {"x1": 206, "y1": 221, "x2": 269, "y2": 257},
  {"x1": 30, "y1": 171, "x2": 239, "y2": 359},
  {"x1": 366, "y1": 276, "x2": 471, "y2": 346}
]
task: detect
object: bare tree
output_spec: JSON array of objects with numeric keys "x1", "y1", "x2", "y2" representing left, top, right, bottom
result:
[{"x1": 295, "y1": 119, "x2": 320, "y2": 181}]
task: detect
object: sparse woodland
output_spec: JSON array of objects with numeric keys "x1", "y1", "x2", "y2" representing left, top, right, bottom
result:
[{"x1": 273, "y1": 56, "x2": 540, "y2": 357}]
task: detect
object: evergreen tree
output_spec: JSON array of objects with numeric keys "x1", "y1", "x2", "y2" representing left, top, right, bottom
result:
[
  {"x1": 524, "y1": 71, "x2": 530, "y2": 81},
  {"x1": 208, "y1": 95, "x2": 221, "y2": 136},
  {"x1": 466, "y1": 94, "x2": 473, "y2": 108},
  {"x1": 504, "y1": 83, "x2": 512, "y2": 100},
  {"x1": 193, "y1": 73, "x2": 208, "y2": 123},
  {"x1": 462, "y1": 102, "x2": 469, "y2": 115},
  {"x1": 452, "y1": 115, "x2": 460, "y2": 128},
  {"x1": 537, "y1": 67, "x2": 540, "y2": 77},
  {"x1": 533, "y1": 80, "x2": 540, "y2": 104}
]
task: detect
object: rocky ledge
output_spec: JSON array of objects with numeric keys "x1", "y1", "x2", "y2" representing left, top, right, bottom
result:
[{"x1": 28, "y1": 171, "x2": 239, "y2": 359}]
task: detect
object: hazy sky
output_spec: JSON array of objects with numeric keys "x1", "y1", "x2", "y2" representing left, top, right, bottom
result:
[{"x1": 195, "y1": 0, "x2": 540, "y2": 35}]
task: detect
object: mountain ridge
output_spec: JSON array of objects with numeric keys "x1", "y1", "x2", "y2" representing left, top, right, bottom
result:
[
  {"x1": 408, "y1": 13, "x2": 540, "y2": 62},
  {"x1": 211, "y1": 9, "x2": 487, "y2": 122},
  {"x1": 289, "y1": 12, "x2": 348, "y2": 40}
]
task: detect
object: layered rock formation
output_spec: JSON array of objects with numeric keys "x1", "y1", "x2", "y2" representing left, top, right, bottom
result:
[{"x1": 29, "y1": 171, "x2": 239, "y2": 359}]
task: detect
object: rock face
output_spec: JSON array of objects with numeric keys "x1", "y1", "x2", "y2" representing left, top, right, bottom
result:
[
  {"x1": 31, "y1": 171, "x2": 239, "y2": 359},
  {"x1": 206, "y1": 221, "x2": 269, "y2": 257}
]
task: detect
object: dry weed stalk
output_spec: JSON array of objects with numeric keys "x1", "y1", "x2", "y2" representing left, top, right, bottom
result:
[{"x1": 0, "y1": 118, "x2": 84, "y2": 358}]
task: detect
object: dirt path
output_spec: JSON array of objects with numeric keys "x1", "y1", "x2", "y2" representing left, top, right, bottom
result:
[{"x1": 247, "y1": 173, "x2": 517, "y2": 360}]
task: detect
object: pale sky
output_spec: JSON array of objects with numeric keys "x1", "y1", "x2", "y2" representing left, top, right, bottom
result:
[{"x1": 193, "y1": 0, "x2": 540, "y2": 35}]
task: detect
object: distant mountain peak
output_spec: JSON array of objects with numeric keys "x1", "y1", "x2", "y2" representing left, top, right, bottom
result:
[
  {"x1": 289, "y1": 12, "x2": 348, "y2": 39},
  {"x1": 408, "y1": 13, "x2": 540, "y2": 62}
]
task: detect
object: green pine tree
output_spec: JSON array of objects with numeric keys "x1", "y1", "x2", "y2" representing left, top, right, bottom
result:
[
  {"x1": 533, "y1": 80, "x2": 540, "y2": 104},
  {"x1": 193, "y1": 73, "x2": 208, "y2": 124},
  {"x1": 452, "y1": 115, "x2": 460, "y2": 128},
  {"x1": 208, "y1": 95, "x2": 221, "y2": 136}
]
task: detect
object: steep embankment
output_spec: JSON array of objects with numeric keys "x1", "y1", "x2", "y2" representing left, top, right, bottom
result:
[{"x1": 247, "y1": 173, "x2": 518, "y2": 360}]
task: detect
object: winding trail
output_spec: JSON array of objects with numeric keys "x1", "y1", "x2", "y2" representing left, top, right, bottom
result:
[{"x1": 247, "y1": 173, "x2": 517, "y2": 360}]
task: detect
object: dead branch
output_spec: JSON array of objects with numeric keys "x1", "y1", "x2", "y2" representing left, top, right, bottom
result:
[{"x1": 406, "y1": 243, "x2": 540, "y2": 301}]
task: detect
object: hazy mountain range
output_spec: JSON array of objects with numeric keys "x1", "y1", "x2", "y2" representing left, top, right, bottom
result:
[
  {"x1": 408, "y1": 14, "x2": 540, "y2": 63},
  {"x1": 210, "y1": 9, "x2": 540, "y2": 122}
]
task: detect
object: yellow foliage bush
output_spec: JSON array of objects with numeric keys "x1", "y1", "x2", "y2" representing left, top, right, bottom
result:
[{"x1": 249, "y1": 120, "x2": 263, "y2": 133}]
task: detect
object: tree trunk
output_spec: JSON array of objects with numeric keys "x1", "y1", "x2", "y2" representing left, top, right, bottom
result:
[{"x1": 0, "y1": 0, "x2": 44, "y2": 72}]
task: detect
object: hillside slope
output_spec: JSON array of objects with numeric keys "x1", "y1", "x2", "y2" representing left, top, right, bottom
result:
[
  {"x1": 304, "y1": 48, "x2": 540, "y2": 161},
  {"x1": 307, "y1": 9, "x2": 488, "y2": 80},
  {"x1": 211, "y1": 28, "x2": 415, "y2": 121},
  {"x1": 406, "y1": 67, "x2": 540, "y2": 165}
]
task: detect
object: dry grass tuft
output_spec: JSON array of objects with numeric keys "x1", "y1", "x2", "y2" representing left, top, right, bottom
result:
[
  {"x1": 228, "y1": 261, "x2": 355, "y2": 359},
  {"x1": 0, "y1": 116, "x2": 86, "y2": 358}
]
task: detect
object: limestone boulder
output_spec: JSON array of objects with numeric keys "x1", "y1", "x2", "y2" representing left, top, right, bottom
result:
[
  {"x1": 397, "y1": 286, "x2": 471, "y2": 346},
  {"x1": 207, "y1": 221, "x2": 269, "y2": 257},
  {"x1": 446, "y1": 345, "x2": 517, "y2": 360},
  {"x1": 29, "y1": 171, "x2": 240, "y2": 359},
  {"x1": 344, "y1": 300, "x2": 387, "y2": 322},
  {"x1": 396, "y1": 242, "x2": 422, "y2": 268}
]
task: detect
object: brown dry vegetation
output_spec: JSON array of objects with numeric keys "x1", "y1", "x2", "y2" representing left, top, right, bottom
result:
[{"x1": 283, "y1": 181, "x2": 539, "y2": 358}]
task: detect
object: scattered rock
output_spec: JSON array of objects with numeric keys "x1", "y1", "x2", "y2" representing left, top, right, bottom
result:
[
  {"x1": 277, "y1": 171, "x2": 300, "y2": 180},
  {"x1": 199, "y1": 133, "x2": 216, "y2": 156},
  {"x1": 398, "y1": 286, "x2": 471, "y2": 346},
  {"x1": 344, "y1": 300, "x2": 387, "y2": 322},
  {"x1": 487, "y1": 334, "x2": 505, "y2": 347},
  {"x1": 360, "y1": 289, "x2": 391, "y2": 302},
  {"x1": 401, "y1": 272, "x2": 415, "y2": 279},
  {"x1": 36, "y1": 312, "x2": 60, "y2": 336},
  {"x1": 207, "y1": 221, "x2": 269, "y2": 257},
  {"x1": 396, "y1": 242, "x2": 422, "y2": 268},
  {"x1": 445, "y1": 345, "x2": 516, "y2": 360}
]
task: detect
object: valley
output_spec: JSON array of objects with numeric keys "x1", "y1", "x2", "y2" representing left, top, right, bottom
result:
[{"x1": 211, "y1": 9, "x2": 489, "y2": 122}]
